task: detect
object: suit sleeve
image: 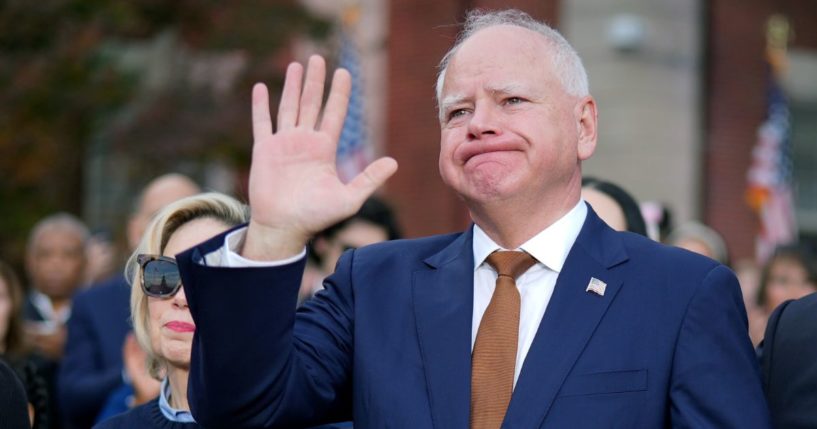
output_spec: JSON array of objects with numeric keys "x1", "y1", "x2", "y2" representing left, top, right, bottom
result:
[
  {"x1": 669, "y1": 265, "x2": 771, "y2": 428},
  {"x1": 58, "y1": 292, "x2": 123, "y2": 423},
  {"x1": 181, "y1": 232, "x2": 354, "y2": 428}
]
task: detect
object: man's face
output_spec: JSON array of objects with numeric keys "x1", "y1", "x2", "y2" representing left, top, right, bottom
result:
[
  {"x1": 438, "y1": 26, "x2": 595, "y2": 209},
  {"x1": 27, "y1": 226, "x2": 86, "y2": 299}
]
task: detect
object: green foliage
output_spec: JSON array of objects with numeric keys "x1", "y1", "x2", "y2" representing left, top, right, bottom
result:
[{"x1": 0, "y1": 0, "x2": 328, "y2": 271}]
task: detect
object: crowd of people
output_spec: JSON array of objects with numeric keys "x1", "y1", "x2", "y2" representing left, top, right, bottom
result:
[{"x1": 2, "y1": 8, "x2": 816, "y2": 429}]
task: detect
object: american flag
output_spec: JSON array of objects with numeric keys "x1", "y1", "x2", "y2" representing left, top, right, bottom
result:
[
  {"x1": 746, "y1": 63, "x2": 797, "y2": 263},
  {"x1": 335, "y1": 29, "x2": 373, "y2": 183}
]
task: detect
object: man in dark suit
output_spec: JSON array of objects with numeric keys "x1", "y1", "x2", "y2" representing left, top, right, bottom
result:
[
  {"x1": 179, "y1": 9, "x2": 770, "y2": 428},
  {"x1": 760, "y1": 292, "x2": 817, "y2": 428},
  {"x1": 58, "y1": 174, "x2": 200, "y2": 428}
]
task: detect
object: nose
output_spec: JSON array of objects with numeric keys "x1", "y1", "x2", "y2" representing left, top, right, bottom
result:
[
  {"x1": 467, "y1": 102, "x2": 500, "y2": 140},
  {"x1": 172, "y1": 285, "x2": 189, "y2": 309}
]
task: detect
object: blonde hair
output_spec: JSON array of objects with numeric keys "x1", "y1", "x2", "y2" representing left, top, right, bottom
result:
[{"x1": 125, "y1": 192, "x2": 249, "y2": 379}]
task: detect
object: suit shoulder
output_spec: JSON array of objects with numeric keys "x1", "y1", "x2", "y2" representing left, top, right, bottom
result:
[
  {"x1": 782, "y1": 291, "x2": 817, "y2": 314},
  {"x1": 619, "y1": 232, "x2": 721, "y2": 274}
]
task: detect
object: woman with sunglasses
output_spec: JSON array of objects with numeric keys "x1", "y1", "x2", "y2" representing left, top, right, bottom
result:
[{"x1": 95, "y1": 192, "x2": 248, "y2": 428}]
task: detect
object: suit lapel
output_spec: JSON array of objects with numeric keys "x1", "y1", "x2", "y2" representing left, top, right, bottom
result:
[
  {"x1": 504, "y1": 208, "x2": 628, "y2": 428},
  {"x1": 413, "y1": 228, "x2": 475, "y2": 429}
]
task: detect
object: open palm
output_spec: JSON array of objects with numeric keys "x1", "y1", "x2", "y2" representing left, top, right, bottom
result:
[{"x1": 244, "y1": 56, "x2": 398, "y2": 260}]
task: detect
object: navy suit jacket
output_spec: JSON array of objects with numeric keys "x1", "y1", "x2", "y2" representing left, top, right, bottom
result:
[
  {"x1": 760, "y1": 292, "x2": 817, "y2": 428},
  {"x1": 58, "y1": 274, "x2": 132, "y2": 428},
  {"x1": 180, "y1": 207, "x2": 770, "y2": 428}
]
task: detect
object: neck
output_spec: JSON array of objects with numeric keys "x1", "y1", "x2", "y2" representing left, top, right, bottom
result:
[
  {"x1": 469, "y1": 182, "x2": 582, "y2": 249},
  {"x1": 166, "y1": 366, "x2": 190, "y2": 411}
]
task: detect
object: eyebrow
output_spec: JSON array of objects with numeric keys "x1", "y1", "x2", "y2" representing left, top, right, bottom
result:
[
  {"x1": 440, "y1": 82, "x2": 533, "y2": 109},
  {"x1": 439, "y1": 94, "x2": 467, "y2": 114}
]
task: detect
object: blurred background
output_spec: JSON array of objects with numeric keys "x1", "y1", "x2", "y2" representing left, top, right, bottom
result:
[{"x1": 1, "y1": 0, "x2": 816, "y2": 273}]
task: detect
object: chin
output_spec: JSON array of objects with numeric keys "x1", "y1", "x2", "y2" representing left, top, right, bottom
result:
[
  {"x1": 465, "y1": 173, "x2": 523, "y2": 202},
  {"x1": 163, "y1": 353, "x2": 192, "y2": 370}
]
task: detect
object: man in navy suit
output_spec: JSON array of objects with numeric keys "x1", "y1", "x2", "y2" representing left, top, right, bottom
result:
[{"x1": 180, "y1": 9, "x2": 770, "y2": 428}]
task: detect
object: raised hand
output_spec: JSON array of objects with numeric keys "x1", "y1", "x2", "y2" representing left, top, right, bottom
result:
[
  {"x1": 122, "y1": 333, "x2": 161, "y2": 405},
  {"x1": 243, "y1": 55, "x2": 398, "y2": 260}
]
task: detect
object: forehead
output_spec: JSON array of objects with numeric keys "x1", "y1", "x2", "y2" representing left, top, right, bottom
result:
[
  {"x1": 31, "y1": 225, "x2": 84, "y2": 248},
  {"x1": 444, "y1": 25, "x2": 555, "y2": 91}
]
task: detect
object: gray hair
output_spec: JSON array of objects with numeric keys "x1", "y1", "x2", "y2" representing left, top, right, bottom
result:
[
  {"x1": 666, "y1": 221, "x2": 729, "y2": 265},
  {"x1": 435, "y1": 9, "x2": 589, "y2": 120}
]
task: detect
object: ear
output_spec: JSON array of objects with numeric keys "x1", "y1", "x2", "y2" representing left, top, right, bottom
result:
[{"x1": 575, "y1": 96, "x2": 598, "y2": 161}]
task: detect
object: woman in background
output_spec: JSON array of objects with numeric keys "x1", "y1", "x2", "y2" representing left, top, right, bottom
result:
[
  {"x1": 581, "y1": 177, "x2": 648, "y2": 237},
  {"x1": 756, "y1": 245, "x2": 817, "y2": 315},
  {"x1": 0, "y1": 259, "x2": 50, "y2": 429},
  {"x1": 95, "y1": 193, "x2": 248, "y2": 428}
]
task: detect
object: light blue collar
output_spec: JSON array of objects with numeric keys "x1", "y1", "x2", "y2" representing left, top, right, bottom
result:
[{"x1": 158, "y1": 378, "x2": 196, "y2": 423}]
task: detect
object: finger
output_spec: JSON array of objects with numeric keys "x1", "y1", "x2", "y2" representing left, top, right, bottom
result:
[
  {"x1": 297, "y1": 55, "x2": 327, "y2": 129},
  {"x1": 277, "y1": 62, "x2": 304, "y2": 130},
  {"x1": 251, "y1": 83, "x2": 272, "y2": 141},
  {"x1": 319, "y1": 68, "x2": 352, "y2": 142},
  {"x1": 346, "y1": 157, "x2": 398, "y2": 204}
]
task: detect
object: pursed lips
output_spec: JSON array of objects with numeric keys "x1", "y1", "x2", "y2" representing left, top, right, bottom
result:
[
  {"x1": 165, "y1": 321, "x2": 196, "y2": 333},
  {"x1": 458, "y1": 141, "x2": 523, "y2": 165}
]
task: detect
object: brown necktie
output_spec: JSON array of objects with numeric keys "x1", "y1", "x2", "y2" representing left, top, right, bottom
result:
[{"x1": 471, "y1": 251, "x2": 537, "y2": 429}]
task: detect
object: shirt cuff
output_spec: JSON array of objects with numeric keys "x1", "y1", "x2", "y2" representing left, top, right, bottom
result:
[{"x1": 201, "y1": 226, "x2": 306, "y2": 267}]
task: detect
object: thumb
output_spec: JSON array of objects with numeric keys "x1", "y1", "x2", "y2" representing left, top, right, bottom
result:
[{"x1": 346, "y1": 157, "x2": 398, "y2": 204}]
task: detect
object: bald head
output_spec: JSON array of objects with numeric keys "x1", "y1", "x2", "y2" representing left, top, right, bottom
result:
[{"x1": 127, "y1": 174, "x2": 201, "y2": 249}]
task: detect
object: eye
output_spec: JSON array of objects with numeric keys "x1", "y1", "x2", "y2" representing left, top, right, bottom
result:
[
  {"x1": 505, "y1": 96, "x2": 525, "y2": 105},
  {"x1": 447, "y1": 108, "x2": 469, "y2": 121}
]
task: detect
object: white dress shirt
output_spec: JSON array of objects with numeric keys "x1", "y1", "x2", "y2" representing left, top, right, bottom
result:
[
  {"x1": 211, "y1": 201, "x2": 587, "y2": 387},
  {"x1": 471, "y1": 201, "x2": 586, "y2": 385}
]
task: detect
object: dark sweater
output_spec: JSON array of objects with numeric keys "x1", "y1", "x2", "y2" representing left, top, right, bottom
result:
[{"x1": 93, "y1": 398, "x2": 202, "y2": 429}]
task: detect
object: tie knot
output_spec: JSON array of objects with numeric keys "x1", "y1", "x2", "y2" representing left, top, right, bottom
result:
[{"x1": 486, "y1": 251, "x2": 536, "y2": 280}]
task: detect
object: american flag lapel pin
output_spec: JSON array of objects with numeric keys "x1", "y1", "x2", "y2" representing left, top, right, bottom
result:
[{"x1": 586, "y1": 277, "x2": 607, "y2": 296}]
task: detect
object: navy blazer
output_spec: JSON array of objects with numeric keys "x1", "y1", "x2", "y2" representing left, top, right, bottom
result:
[
  {"x1": 180, "y1": 207, "x2": 770, "y2": 428},
  {"x1": 58, "y1": 274, "x2": 132, "y2": 428},
  {"x1": 760, "y1": 292, "x2": 817, "y2": 428}
]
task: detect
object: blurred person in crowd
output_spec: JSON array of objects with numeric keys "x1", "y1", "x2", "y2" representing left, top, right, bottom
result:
[
  {"x1": 1, "y1": 259, "x2": 54, "y2": 429},
  {"x1": 82, "y1": 230, "x2": 117, "y2": 287},
  {"x1": 179, "y1": 9, "x2": 768, "y2": 428},
  {"x1": 0, "y1": 359, "x2": 32, "y2": 429},
  {"x1": 666, "y1": 221, "x2": 729, "y2": 265},
  {"x1": 759, "y1": 290, "x2": 817, "y2": 428},
  {"x1": 581, "y1": 177, "x2": 648, "y2": 237},
  {"x1": 60, "y1": 173, "x2": 200, "y2": 429},
  {"x1": 23, "y1": 213, "x2": 87, "y2": 428},
  {"x1": 94, "y1": 192, "x2": 249, "y2": 428},
  {"x1": 300, "y1": 196, "x2": 401, "y2": 304},
  {"x1": 24, "y1": 212, "x2": 89, "y2": 362},
  {"x1": 733, "y1": 259, "x2": 766, "y2": 345},
  {"x1": 756, "y1": 244, "x2": 817, "y2": 316},
  {"x1": 640, "y1": 201, "x2": 673, "y2": 242}
]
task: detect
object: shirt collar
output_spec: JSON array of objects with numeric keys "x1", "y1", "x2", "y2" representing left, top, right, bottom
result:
[
  {"x1": 30, "y1": 291, "x2": 71, "y2": 325},
  {"x1": 473, "y1": 200, "x2": 587, "y2": 273},
  {"x1": 158, "y1": 378, "x2": 196, "y2": 423}
]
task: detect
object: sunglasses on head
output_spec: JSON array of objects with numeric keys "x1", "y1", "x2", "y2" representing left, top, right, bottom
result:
[{"x1": 137, "y1": 254, "x2": 182, "y2": 298}]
